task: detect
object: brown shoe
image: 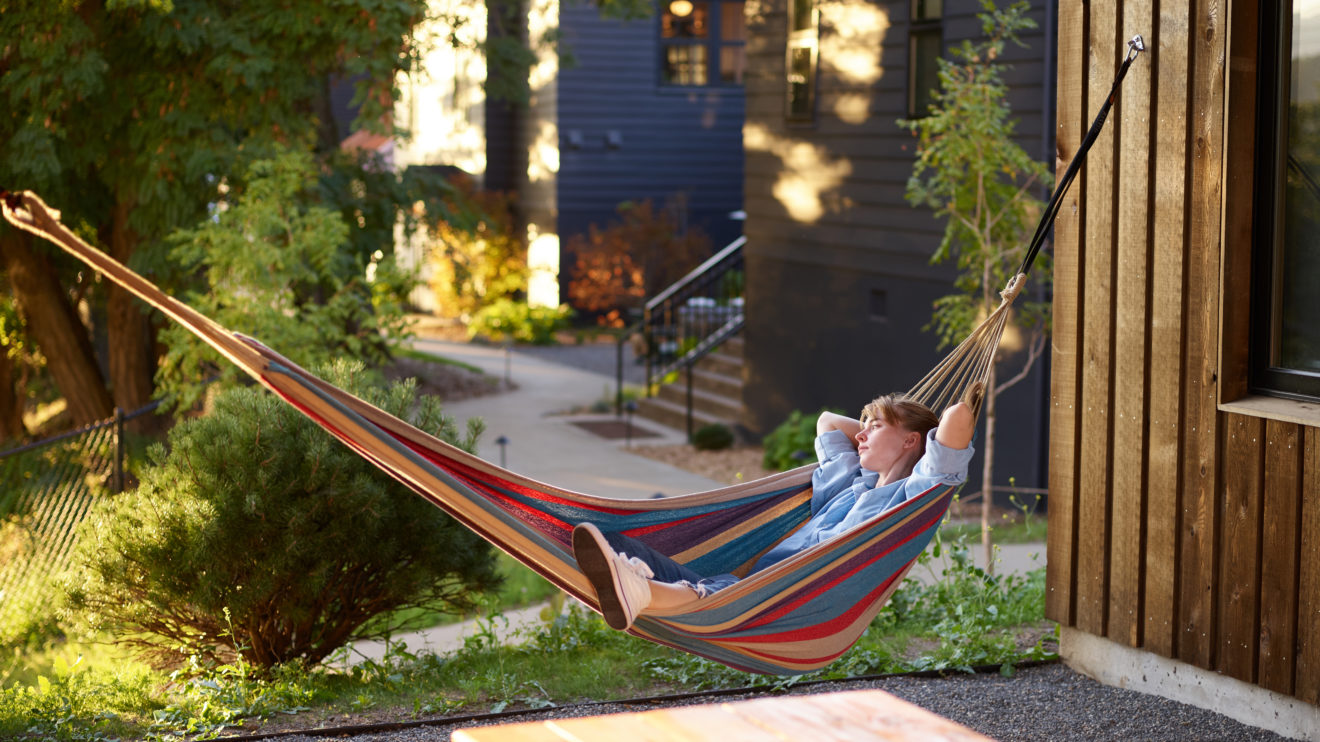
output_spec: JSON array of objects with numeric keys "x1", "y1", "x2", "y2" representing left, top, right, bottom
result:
[{"x1": 572, "y1": 523, "x2": 653, "y2": 630}]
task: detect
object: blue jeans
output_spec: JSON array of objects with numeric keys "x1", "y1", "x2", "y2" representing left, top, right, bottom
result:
[{"x1": 601, "y1": 530, "x2": 740, "y2": 593}]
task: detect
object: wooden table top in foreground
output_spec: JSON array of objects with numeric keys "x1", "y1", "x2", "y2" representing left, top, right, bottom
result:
[{"x1": 451, "y1": 689, "x2": 994, "y2": 742}]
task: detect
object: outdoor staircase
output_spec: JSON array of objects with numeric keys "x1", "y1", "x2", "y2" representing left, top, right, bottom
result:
[
  {"x1": 615, "y1": 236, "x2": 748, "y2": 439},
  {"x1": 634, "y1": 336, "x2": 746, "y2": 436}
]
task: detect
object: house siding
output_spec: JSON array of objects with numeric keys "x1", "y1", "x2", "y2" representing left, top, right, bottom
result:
[
  {"x1": 1047, "y1": 0, "x2": 1320, "y2": 706},
  {"x1": 556, "y1": 4, "x2": 747, "y2": 253},
  {"x1": 742, "y1": 0, "x2": 1054, "y2": 495}
]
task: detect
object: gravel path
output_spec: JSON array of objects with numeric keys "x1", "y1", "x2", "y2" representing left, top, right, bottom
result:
[{"x1": 265, "y1": 663, "x2": 1292, "y2": 741}]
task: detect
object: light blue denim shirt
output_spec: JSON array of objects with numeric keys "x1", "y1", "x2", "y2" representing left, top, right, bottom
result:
[
  {"x1": 693, "y1": 429, "x2": 972, "y2": 594},
  {"x1": 750, "y1": 429, "x2": 973, "y2": 572}
]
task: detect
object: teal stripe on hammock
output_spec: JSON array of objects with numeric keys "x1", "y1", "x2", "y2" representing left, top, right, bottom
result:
[{"x1": 647, "y1": 497, "x2": 943, "y2": 633}]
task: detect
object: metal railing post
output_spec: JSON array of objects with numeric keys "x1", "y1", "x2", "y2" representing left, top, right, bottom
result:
[{"x1": 686, "y1": 362, "x2": 694, "y2": 441}]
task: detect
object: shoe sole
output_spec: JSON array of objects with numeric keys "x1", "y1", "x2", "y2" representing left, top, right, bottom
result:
[{"x1": 572, "y1": 524, "x2": 631, "y2": 630}]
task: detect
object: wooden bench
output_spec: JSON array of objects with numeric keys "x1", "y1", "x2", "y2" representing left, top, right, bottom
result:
[{"x1": 452, "y1": 689, "x2": 993, "y2": 741}]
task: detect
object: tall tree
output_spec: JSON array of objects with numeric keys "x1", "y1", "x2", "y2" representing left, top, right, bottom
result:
[
  {"x1": 0, "y1": 0, "x2": 427, "y2": 437},
  {"x1": 902, "y1": 0, "x2": 1051, "y2": 572}
]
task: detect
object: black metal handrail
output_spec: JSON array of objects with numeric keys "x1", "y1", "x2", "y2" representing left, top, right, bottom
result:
[{"x1": 615, "y1": 236, "x2": 745, "y2": 433}]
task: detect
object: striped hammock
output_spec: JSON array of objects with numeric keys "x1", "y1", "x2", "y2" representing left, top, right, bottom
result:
[{"x1": 2, "y1": 191, "x2": 1020, "y2": 675}]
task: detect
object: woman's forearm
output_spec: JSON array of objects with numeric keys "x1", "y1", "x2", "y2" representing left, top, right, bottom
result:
[{"x1": 816, "y1": 411, "x2": 862, "y2": 445}]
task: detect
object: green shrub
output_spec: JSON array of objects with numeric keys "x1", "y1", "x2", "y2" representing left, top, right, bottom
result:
[
  {"x1": 468, "y1": 299, "x2": 573, "y2": 345},
  {"x1": 761, "y1": 407, "x2": 843, "y2": 471},
  {"x1": 691, "y1": 423, "x2": 734, "y2": 451},
  {"x1": 63, "y1": 361, "x2": 501, "y2": 672}
]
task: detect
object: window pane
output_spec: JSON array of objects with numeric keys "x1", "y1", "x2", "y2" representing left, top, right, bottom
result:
[
  {"x1": 790, "y1": 0, "x2": 814, "y2": 33},
  {"x1": 909, "y1": 29, "x2": 941, "y2": 116},
  {"x1": 1280, "y1": 10, "x2": 1320, "y2": 372},
  {"x1": 661, "y1": 2, "x2": 710, "y2": 39},
  {"x1": 913, "y1": 0, "x2": 943, "y2": 21},
  {"x1": 664, "y1": 44, "x2": 709, "y2": 85},
  {"x1": 721, "y1": 45, "x2": 745, "y2": 84},
  {"x1": 722, "y1": 1, "x2": 746, "y2": 41},
  {"x1": 787, "y1": 46, "x2": 813, "y2": 119}
]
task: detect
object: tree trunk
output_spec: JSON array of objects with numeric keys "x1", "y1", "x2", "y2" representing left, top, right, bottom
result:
[
  {"x1": 0, "y1": 345, "x2": 28, "y2": 444},
  {"x1": 106, "y1": 199, "x2": 158, "y2": 428},
  {"x1": 0, "y1": 226, "x2": 114, "y2": 428},
  {"x1": 982, "y1": 362, "x2": 997, "y2": 576}
]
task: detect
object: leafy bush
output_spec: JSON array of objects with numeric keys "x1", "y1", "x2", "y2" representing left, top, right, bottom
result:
[
  {"x1": 761, "y1": 407, "x2": 843, "y2": 471},
  {"x1": 468, "y1": 299, "x2": 573, "y2": 345},
  {"x1": 63, "y1": 362, "x2": 501, "y2": 672},
  {"x1": 156, "y1": 149, "x2": 414, "y2": 413},
  {"x1": 427, "y1": 174, "x2": 529, "y2": 321},
  {"x1": 691, "y1": 423, "x2": 734, "y2": 451},
  {"x1": 566, "y1": 200, "x2": 712, "y2": 327}
]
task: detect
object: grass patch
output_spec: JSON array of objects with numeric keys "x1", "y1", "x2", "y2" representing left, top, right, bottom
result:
[
  {"x1": 371, "y1": 552, "x2": 565, "y2": 633},
  {"x1": 942, "y1": 517, "x2": 1046, "y2": 544},
  {"x1": 396, "y1": 347, "x2": 485, "y2": 375},
  {"x1": 2, "y1": 537, "x2": 1053, "y2": 740}
]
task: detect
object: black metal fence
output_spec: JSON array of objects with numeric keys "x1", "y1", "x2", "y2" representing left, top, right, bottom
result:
[{"x1": 0, "y1": 403, "x2": 157, "y2": 642}]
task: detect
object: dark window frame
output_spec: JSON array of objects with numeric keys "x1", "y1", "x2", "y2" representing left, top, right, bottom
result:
[
  {"x1": 785, "y1": 0, "x2": 818, "y2": 123},
  {"x1": 907, "y1": 0, "x2": 943, "y2": 118},
  {"x1": 1250, "y1": 0, "x2": 1320, "y2": 401},
  {"x1": 658, "y1": 0, "x2": 747, "y2": 89}
]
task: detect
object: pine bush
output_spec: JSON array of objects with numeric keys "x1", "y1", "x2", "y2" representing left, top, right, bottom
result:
[{"x1": 63, "y1": 361, "x2": 501, "y2": 671}]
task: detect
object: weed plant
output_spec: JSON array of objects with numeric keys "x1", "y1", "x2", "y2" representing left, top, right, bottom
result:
[{"x1": 1, "y1": 532, "x2": 1051, "y2": 740}]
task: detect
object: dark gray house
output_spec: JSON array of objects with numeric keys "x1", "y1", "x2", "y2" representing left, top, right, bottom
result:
[
  {"x1": 393, "y1": 0, "x2": 749, "y2": 309},
  {"x1": 740, "y1": 0, "x2": 1057, "y2": 494}
]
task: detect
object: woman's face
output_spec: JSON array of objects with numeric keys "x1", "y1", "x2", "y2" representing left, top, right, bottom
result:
[{"x1": 855, "y1": 415, "x2": 917, "y2": 474}]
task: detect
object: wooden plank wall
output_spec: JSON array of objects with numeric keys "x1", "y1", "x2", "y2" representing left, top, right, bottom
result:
[{"x1": 1046, "y1": 0, "x2": 1320, "y2": 705}]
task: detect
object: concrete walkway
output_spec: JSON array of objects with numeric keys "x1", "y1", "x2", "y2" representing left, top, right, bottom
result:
[
  {"x1": 350, "y1": 340, "x2": 1046, "y2": 661},
  {"x1": 413, "y1": 338, "x2": 721, "y2": 499}
]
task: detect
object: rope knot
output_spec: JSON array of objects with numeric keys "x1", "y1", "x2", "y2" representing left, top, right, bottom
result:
[{"x1": 999, "y1": 272, "x2": 1027, "y2": 304}]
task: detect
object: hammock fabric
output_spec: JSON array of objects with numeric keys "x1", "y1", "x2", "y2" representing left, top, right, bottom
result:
[
  {"x1": 0, "y1": 192, "x2": 973, "y2": 674},
  {"x1": 0, "y1": 41, "x2": 1143, "y2": 673}
]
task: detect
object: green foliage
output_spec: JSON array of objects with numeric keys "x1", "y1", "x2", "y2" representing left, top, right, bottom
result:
[
  {"x1": 691, "y1": 423, "x2": 735, "y2": 451},
  {"x1": 761, "y1": 408, "x2": 843, "y2": 471},
  {"x1": 878, "y1": 533, "x2": 1052, "y2": 674},
  {"x1": 468, "y1": 299, "x2": 573, "y2": 345},
  {"x1": 427, "y1": 175, "x2": 529, "y2": 321},
  {"x1": 63, "y1": 362, "x2": 501, "y2": 672},
  {"x1": 0, "y1": 658, "x2": 149, "y2": 742},
  {"x1": 901, "y1": 0, "x2": 1053, "y2": 350},
  {"x1": 7, "y1": 535, "x2": 1051, "y2": 738},
  {"x1": 566, "y1": 200, "x2": 712, "y2": 328},
  {"x1": 154, "y1": 149, "x2": 414, "y2": 412}
]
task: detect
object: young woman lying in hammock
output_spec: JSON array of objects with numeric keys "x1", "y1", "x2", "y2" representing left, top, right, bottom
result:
[{"x1": 573, "y1": 387, "x2": 980, "y2": 631}]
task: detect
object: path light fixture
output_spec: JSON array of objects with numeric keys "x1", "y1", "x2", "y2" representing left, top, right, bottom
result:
[{"x1": 495, "y1": 435, "x2": 509, "y2": 468}]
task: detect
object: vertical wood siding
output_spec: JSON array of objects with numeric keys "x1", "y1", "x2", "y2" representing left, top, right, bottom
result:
[{"x1": 1048, "y1": 0, "x2": 1320, "y2": 706}]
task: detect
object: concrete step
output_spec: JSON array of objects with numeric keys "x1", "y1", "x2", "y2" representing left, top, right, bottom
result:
[
  {"x1": 655, "y1": 382, "x2": 744, "y2": 421},
  {"x1": 689, "y1": 366, "x2": 743, "y2": 399},
  {"x1": 635, "y1": 395, "x2": 730, "y2": 435},
  {"x1": 694, "y1": 348, "x2": 743, "y2": 378}
]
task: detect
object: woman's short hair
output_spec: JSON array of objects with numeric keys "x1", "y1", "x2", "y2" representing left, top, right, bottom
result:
[{"x1": 860, "y1": 394, "x2": 940, "y2": 440}]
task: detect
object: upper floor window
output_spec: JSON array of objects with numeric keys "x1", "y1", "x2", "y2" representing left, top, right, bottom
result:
[
  {"x1": 1253, "y1": 2, "x2": 1320, "y2": 400},
  {"x1": 785, "y1": 0, "x2": 818, "y2": 122},
  {"x1": 660, "y1": 0, "x2": 746, "y2": 86},
  {"x1": 907, "y1": 0, "x2": 943, "y2": 117}
]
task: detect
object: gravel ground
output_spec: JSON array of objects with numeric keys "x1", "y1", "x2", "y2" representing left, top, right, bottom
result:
[{"x1": 261, "y1": 663, "x2": 1293, "y2": 741}]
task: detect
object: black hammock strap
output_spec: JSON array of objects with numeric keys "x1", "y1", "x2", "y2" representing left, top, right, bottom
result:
[{"x1": 906, "y1": 35, "x2": 1146, "y2": 415}]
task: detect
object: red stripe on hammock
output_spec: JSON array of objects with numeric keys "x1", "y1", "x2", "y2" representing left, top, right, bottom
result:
[
  {"x1": 401, "y1": 439, "x2": 638, "y2": 516},
  {"x1": 736, "y1": 489, "x2": 947, "y2": 632}
]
